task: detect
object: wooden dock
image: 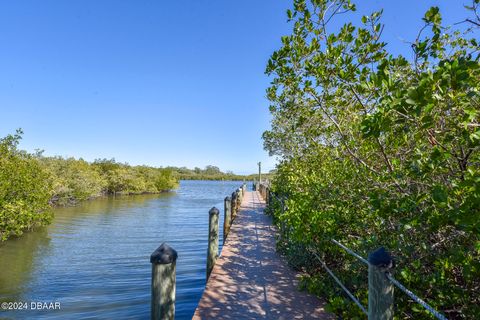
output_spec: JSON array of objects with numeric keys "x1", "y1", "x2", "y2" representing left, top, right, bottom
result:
[{"x1": 193, "y1": 191, "x2": 332, "y2": 319}]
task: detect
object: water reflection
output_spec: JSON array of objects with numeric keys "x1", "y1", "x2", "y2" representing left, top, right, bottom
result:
[
  {"x1": 0, "y1": 181, "x2": 248, "y2": 319},
  {"x1": 0, "y1": 227, "x2": 50, "y2": 303}
]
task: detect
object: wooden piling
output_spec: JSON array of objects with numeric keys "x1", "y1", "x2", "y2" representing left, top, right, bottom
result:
[
  {"x1": 207, "y1": 207, "x2": 220, "y2": 280},
  {"x1": 223, "y1": 196, "x2": 231, "y2": 241},
  {"x1": 368, "y1": 247, "x2": 394, "y2": 320},
  {"x1": 231, "y1": 192, "x2": 237, "y2": 219},
  {"x1": 150, "y1": 243, "x2": 178, "y2": 320},
  {"x1": 238, "y1": 188, "x2": 243, "y2": 207},
  {"x1": 236, "y1": 189, "x2": 241, "y2": 210}
]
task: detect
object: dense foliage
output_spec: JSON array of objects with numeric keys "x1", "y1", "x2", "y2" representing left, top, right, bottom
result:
[
  {"x1": 0, "y1": 130, "x2": 52, "y2": 241},
  {"x1": 264, "y1": 1, "x2": 479, "y2": 318},
  {"x1": 39, "y1": 157, "x2": 178, "y2": 206},
  {"x1": 0, "y1": 133, "x2": 178, "y2": 240}
]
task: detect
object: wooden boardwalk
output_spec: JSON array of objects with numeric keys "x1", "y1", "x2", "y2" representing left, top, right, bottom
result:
[{"x1": 193, "y1": 191, "x2": 332, "y2": 319}]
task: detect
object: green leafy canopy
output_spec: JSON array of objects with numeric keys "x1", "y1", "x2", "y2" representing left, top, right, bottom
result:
[{"x1": 264, "y1": 0, "x2": 480, "y2": 318}]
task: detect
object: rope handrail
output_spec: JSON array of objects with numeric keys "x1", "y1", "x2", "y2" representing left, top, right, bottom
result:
[
  {"x1": 331, "y1": 239, "x2": 369, "y2": 265},
  {"x1": 309, "y1": 248, "x2": 368, "y2": 315},
  {"x1": 386, "y1": 273, "x2": 448, "y2": 320},
  {"x1": 265, "y1": 186, "x2": 449, "y2": 320},
  {"x1": 330, "y1": 239, "x2": 448, "y2": 320},
  {"x1": 272, "y1": 194, "x2": 281, "y2": 202}
]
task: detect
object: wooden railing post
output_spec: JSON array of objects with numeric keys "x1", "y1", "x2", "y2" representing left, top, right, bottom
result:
[
  {"x1": 235, "y1": 189, "x2": 240, "y2": 211},
  {"x1": 237, "y1": 188, "x2": 242, "y2": 206},
  {"x1": 223, "y1": 196, "x2": 231, "y2": 241},
  {"x1": 368, "y1": 247, "x2": 394, "y2": 320},
  {"x1": 237, "y1": 188, "x2": 242, "y2": 207},
  {"x1": 150, "y1": 243, "x2": 178, "y2": 320},
  {"x1": 206, "y1": 207, "x2": 219, "y2": 280},
  {"x1": 231, "y1": 191, "x2": 237, "y2": 219}
]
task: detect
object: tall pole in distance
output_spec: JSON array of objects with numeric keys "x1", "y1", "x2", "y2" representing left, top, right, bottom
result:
[{"x1": 258, "y1": 161, "x2": 262, "y2": 184}]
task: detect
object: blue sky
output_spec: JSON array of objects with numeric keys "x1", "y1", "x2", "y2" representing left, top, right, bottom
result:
[{"x1": 0, "y1": 1, "x2": 471, "y2": 174}]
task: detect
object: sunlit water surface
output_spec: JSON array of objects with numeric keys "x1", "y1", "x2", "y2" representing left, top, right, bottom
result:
[{"x1": 0, "y1": 180, "x2": 247, "y2": 319}]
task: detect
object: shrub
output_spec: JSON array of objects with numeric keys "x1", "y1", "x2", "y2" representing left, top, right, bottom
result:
[{"x1": 0, "y1": 130, "x2": 53, "y2": 240}]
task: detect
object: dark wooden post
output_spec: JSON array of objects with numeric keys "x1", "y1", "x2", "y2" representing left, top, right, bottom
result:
[
  {"x1": 234, "y1": 190, "x2": 238, "y2": 211},
  {"x1": 238, "y1": 188, "x2": 243, "y2": 206},
  {"x1": 223, "y1": 196, "x2": 231, "y2": 241},
  {"x1": 206, "y1": 207, "x2": 220, "y2": 280},
  {"x1": 236, "y1": 189, "x2": 241, "y2": 210},
  {"x1": 368, "y1": 247, "x2": 394, "y2": 320},
  {"x1": 231, "y1": 191, "x2": 237, "y2": 219},
  {"x1": 151, "y1": 243, "x2": 178, "y2": 320}
]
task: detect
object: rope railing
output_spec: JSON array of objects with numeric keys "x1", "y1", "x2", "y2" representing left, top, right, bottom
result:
[
  {"x1": 330, "y1": 239, "x2": 447, "y2": 320},
  {"x1": 331, "y1": 239, "x2": 369, "y2": 265},
  {"x1": 386, "y1": 274, "x2": 448, "y2": 320},
  {"x1": 309, "y1": 248, "x2": 368, "y2": 315},
  {"x1": 263, "y1": 184, "x2": 449, "y2": 320}
]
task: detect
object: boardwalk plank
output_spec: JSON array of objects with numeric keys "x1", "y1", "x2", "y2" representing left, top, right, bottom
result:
[{"x1": 193, "y1": 191, "x2": 332, "y2": 320}]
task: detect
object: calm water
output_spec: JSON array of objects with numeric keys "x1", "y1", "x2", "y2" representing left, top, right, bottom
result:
[{"x1": 0, "y1": 180, "x2": 248, "y2": 320}]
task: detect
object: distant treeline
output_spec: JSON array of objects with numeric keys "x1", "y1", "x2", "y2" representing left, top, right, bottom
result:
[
  {"x1": 166, "y1": 165, "x2": 269, "y2": 181},
  {"x1": 0, "y1": 130, "x2": 178, "y2": 241},
  {"x1": 0, "y1": 130, "x2": 272, "y2": 241}
]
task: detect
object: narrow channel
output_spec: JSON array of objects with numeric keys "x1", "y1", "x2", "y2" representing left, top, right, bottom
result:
[{"x1": 0, "y1": 180, "x2": 247, "y2": 319}]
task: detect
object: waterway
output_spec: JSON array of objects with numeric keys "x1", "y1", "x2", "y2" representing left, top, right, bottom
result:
[{"x1": 0, "y1": 180, "x2": 246, "y2": 319}]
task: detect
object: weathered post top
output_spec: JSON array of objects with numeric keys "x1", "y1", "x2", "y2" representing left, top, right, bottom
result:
[
  {"x1": 209, "y1": 207, "x2": 220, "y2": 216},
  {"x1": 368, "y1": 247, "x2": 394, "y2": 269},
  {"x1": 150, "y1": 243, "x2": 178, "y2": 265}
]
